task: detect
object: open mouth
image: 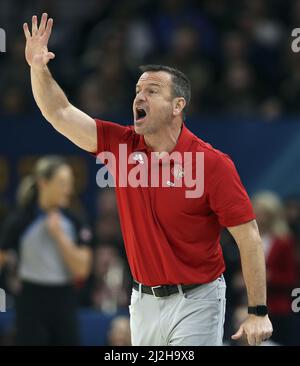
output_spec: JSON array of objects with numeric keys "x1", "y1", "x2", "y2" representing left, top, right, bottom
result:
[{"x1": 136, "y1": 107, "x2": 147, "y2": 121}]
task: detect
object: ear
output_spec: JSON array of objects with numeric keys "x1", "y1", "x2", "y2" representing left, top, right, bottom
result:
[{"x1": 172, "y1": 97, "x2": 186, "y2": 117}]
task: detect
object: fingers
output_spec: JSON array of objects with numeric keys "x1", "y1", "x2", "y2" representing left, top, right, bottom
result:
[
  {"x1": 231, "y1": 326, "x2": 244, "y2": 340},
  {"x1": 31, "y1": 52, "x2": 55, "y2": 68},
  {"x1": 247, "y1": 334, "x2": 259, "y2": 346},
  {"x1": 248, "y1": 330, "x2": 271, "y2": 346},
  {"x1": 23, "y1": 23, "x2": 31, "y2": 39},
  {"x1": 47, "y1": 52, "x2": 55, "y2": 60},
  {"x1": 44, "y1": 18, "x2": 53, "y2": 43},
  {"x1": 249, "y1": 330, "x2": 261, "y2": 346},
  {"x1": 261, "y1": 329, "x2": 273, "y2": 343},
  {"x1": 255, "y1": 333, "x2": 262, "y2": 346},
  {"x1": 38, "y1": 13, "x2": 48, "y2": 35},
  {"x1": 26, "y1": 14, "x2": 53, "y2": 39},
  {"x1": 32, "y1": 15, "x2": 38, "y2": 35},
  {"x1": 258, "y1": 326, "x2": 273, "y2": 345},
  {"x1": 236, "y1": 317, "x2": 273, "y2": 346}
]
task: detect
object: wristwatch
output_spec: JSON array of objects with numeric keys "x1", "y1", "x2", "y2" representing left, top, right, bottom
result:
[{"x1": 248, "y1": 305, "x2": 268, "y2": 316}]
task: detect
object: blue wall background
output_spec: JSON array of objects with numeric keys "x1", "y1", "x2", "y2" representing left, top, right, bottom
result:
[
  {"x1": 0, "y1": 308, "x2": 129, "y2": 346},
  {"x1": 1, "y1": 113, "x2": 300, "y2": 215}
]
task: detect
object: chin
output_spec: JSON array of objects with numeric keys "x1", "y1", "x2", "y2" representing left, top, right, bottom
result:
[
  {"x1": 134, "y1": 123, "x2": 145, "y2": 135},
  {"x1": 59, "y1": 200, "x2": 70, "y2": 209}
]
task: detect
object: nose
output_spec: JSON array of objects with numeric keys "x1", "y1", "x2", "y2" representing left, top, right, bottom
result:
[{"x1": 135, "y1": 90, "x2": 146, "y2": 102}]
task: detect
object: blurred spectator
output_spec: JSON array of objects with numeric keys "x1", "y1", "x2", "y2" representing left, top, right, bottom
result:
[
  {"x1": 94, "y1": 188, "x2": 124, "y2": 256},
  {"x1": 284, "y1": 196, "x2": 300, "y2": 233},
  {"x1": 279, "y1": 51, "x2": 300, "y2": 114},
  {"x1": 252, "y1": 191, "x2": 299, "y2": 345},
  {"x1": 0, "y1": 157, "x2": 11, "y2": 223},
  {"x1": 221, "y1": 31, "x2": 249, "y2": 65},
  {"x1": 259, "y1": 97, "x2": 283, "y2": 121},
  {"x1": 80, "y1": 243, "x2": 130, "y2": 313},
  {"x1": 223, "y1": 191, "x2": 299, "y2": 346},
  {"x1": 0, "y1": 86, "x2": 27, "y2": 116},
  {"x1": 159, "y1": 24, "x2": 215, "y2": 115},
  {"x1": 0, "y1": 156, "x2": 93, "y2": 345},
  {"x1": 217, "y1": 61, "x2": 259, "y2": 117},
  {"x1": 1, "y1": 0, "x2": 300, "y2": 118},
  {"x1": 283, "y1": 196, "x2": 300, "y2": 346},
  {"x1": 77, "y1": 77, "x2": 106, "y2": 117},
  {"x1": 107, "y1": 315, "x2": 131, "y2": 346},
  {"x1": 284, "y1": 196, "x2": 300, "y2": 285}
]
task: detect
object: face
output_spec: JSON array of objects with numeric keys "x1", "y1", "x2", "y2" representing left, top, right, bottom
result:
[
  {"x1": 253, "y1": 203, "x2": 273, "y2": 231},
  {"x1": 94, "y1": 245, "x2": 118, "y2": 278},
  {"x1": 133, "y1": 71, "x2": 176, "y2": 135},
  {"x1": 39, "y1": 165, "x2": 74, "y2": 208},
  {"x1": 109, "y1": 318, "x2": 131, "y2": 346}
]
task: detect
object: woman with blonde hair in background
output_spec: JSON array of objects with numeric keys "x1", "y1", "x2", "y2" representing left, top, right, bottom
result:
[
  {"x1": 252, "y1": 191, "x2": 298, "y2": 345},
  {"x1": 0, "y1": 156, "x2": 92, "y2": 345}
]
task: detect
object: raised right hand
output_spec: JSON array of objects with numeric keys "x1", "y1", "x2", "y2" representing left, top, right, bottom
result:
[{"x1": 23, "y1": 13, "x2": 55, "y2": 69}]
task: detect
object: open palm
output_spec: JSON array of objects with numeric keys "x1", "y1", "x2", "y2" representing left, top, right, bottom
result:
[{"x1": 23, "y1": 13, "x2": 55, "y2": 69}]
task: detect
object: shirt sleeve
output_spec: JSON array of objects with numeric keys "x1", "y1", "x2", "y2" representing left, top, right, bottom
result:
[
  {"x1": 94, "y1": 119, "x2": 133, "y2": 155},
  {"x1": 207, "y1": 153, "x2": 256, "y2": 227}
]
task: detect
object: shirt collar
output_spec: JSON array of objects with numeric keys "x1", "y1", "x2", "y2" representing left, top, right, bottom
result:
[{"x1": 133, "y1": 123, "x2": 194, "y2": 154}]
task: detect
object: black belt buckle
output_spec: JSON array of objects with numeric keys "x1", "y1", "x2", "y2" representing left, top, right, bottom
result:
[
  {"x1": 151, "y1": 286, "x2": 162, "y2": 298},
  {"x1": 153, "y1": 285, "x2": 177, "y2": 297}
]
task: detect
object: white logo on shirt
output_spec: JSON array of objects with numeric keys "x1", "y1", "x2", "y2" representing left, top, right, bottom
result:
[
  {"x1": 171, "y1": 165, "x2": 184, "y2": 179},
  {"x1": 133, "y1": 153, "x2": 145, "y2": 165},
  {"x1": 166, "y1": 180, "x2": 175, "y2": 187}
]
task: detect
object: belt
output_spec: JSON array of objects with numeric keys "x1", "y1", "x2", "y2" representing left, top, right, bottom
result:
[{"x1": 133, "y1": 280, "x2": 202, "y2": 298}]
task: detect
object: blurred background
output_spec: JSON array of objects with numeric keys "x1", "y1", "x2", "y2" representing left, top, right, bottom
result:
[{"x1": 0, "y1": 0, "x2": 300, "y2": 346}]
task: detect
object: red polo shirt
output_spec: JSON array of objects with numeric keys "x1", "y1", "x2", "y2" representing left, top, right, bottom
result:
[{"x1": 94, "y1": 119, "x2": 255, "y2": 286}]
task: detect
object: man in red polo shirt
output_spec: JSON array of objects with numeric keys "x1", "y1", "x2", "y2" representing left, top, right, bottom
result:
[{"x1": 24, "y1": 14, "x2": 273, "y2": 346}]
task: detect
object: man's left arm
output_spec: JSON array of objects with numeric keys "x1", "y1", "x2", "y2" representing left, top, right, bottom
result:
[{"x1": 227, "y1": 219, "x2": 273, "y2": 346}]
